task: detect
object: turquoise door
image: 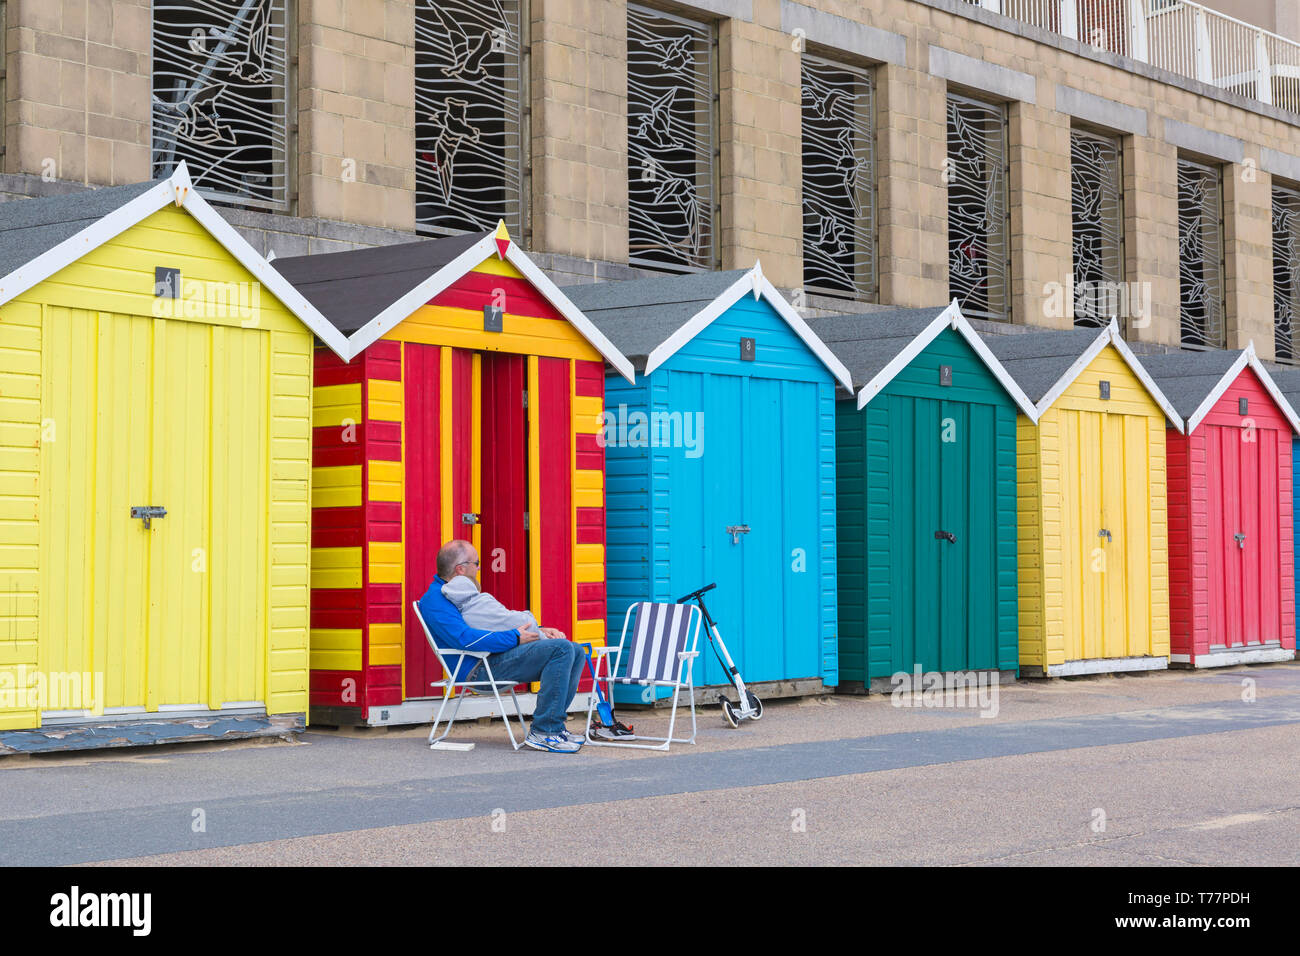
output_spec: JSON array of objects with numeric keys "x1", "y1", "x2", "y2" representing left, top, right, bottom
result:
[{"x1": 667, "y1": 372, "x2": 822, "y2": 687}]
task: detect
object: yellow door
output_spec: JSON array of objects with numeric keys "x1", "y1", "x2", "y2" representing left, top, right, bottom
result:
[
  {"x1": 39, "y1": 308, "x2": 268, "y2": 716},
  {"x1": 1100, "y1": 413, "x2": 1128, "y2": 659},
  {"x1": 1060, "y1": 407, "x2": 1152, "y2": 663},
  {"x1": 1060, "y1": 409, "x2": 1098, "y2": 662}
]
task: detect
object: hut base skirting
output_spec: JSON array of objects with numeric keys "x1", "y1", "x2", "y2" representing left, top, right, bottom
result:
[
  {"x1": 1170, "y1": 645, "x2": 1296, "y2": 669},
  {"x1": 863, "y1": 669, "x2": 1017, "y2": 696},
  {"x1": 0, "y1": 712, "x2": 304, "y2": 756},
  {"x1": 1023, "y1": 656, "x2": 1169, "y2": 678},
  {"x1": 315, "y1": 691, "x2": 596, "y2": 729}
]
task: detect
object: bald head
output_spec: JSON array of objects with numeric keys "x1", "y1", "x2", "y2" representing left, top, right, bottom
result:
[{"x1": 437, "y1": 539, "x2": 477, "y2": 580}]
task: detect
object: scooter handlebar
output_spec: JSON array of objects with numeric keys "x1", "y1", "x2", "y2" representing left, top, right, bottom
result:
[{"x1": 676, "y1": 582, "x2": 717, "y2": 603}]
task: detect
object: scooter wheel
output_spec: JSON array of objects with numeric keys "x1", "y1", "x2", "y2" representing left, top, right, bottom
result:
[
  {"x1": 720, "y1": 697, "x2": 738, "y2": 728},
  {"x1": 747, "y1": 692, "x2": 763, "y2": 720}
]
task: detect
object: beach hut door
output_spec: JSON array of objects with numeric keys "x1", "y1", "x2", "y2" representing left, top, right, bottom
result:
[
  {"x1": 1207, "y1": 425, "x2": 1278, "y2": 648},
  {"x1": 479, "y1": 353, "x2": 531, "y2": 613},
  {"x1": 39, "y1": 312, "x2": 270, "y2": 717}
]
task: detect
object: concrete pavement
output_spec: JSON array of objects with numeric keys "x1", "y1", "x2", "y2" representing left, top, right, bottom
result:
[{"x1": 1, "y1": 663, "x2": 1295, "y2": 866}]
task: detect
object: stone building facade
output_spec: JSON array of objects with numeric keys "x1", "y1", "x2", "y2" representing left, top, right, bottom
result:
[{"x1": 2, "y1": 0, "x2": 1299, "y2": 354}]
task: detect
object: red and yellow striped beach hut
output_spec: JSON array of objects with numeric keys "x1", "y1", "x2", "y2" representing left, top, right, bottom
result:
[{"x1": 273, "y1": 225, "x2": 633, "y2": 726}]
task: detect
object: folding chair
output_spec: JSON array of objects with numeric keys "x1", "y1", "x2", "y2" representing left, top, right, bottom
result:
[
  {"x1": 584, "y1": 601, "x2": 702, "y2": 751},
  {"x1": 411, "y1": 601, "x2": 529, "y2": 751}
]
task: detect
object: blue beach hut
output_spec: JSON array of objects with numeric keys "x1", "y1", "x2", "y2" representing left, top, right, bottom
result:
[{"x1": 563, "y1": 265, "x2": 853, "y2": 702}]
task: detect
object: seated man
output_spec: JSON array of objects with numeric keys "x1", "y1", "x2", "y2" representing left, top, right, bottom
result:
[{"x1": 418, "y1": 539, "x2": 587, "y2": 754}]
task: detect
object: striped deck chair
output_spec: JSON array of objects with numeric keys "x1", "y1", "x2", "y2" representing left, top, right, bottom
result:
[{"x1": 584, "y1": 601, "x2": 702, "y2": 751}]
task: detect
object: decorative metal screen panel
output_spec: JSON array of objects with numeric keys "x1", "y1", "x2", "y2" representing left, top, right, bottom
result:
[
  {"x1": 947, "y1": 94, "x2": 1009, "y2": 322},
  {"x1": 152, "y1": 0, "x2": 289, "y2": 209},
  {"x1": 1177, "y1": 158, "x2": 1225, "y2": 349},
  {"x1": 1070, "y1": 129, "x2": 1124, "y2": 328},
  {"x1": 1274, "y1": 184, "x2": 1300, "y2": 363},
  {"x1": 416, "y1": 0, "x2": 525, "y2": 236},
  {"x1": 801, "y1": 55, "x2": 875, "y2": 300},
  {"x1": 627, "y1": 4, "x2": 715, "y2": 272}
]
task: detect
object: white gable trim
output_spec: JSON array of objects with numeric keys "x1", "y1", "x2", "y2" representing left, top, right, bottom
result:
[
  {"x1": 0, "y1": 164, "x2": 352, "y2": 360},
  {"x1": 1105, "y1": 323, "x2": 1185, "y2": 431},
  {"x1": 1182, "y1": 341, "x2": 1300, "y2": 436},
  {"x1": 340, "y1": 232, "x2": 498, "y2": 358},
  {"x1": 1031, "y1": 321, "x2": 1183, "y2": 428},
  {"x1": 640, "y1": 262, "x2": 855, "y2": 391},
  {"x1": 338, "y1": 231, "x2": 636, "y2": 381},
  {"x1": 1182, "y1": 347, "x2": 1252, "y2": 435},
  {"x1": 1030, "y1": 326, "x2": 1111, "y2": 415},
  {"x1": 183, "y1": 188, "x2": 351, "y2": 359},
  {"x1": 855, "y1": 301, "x2": 1039, "y2": 421},
  {"x1": 503, "y1": 244, "x2": 636, "y2": 382},
  {"x1": 1248, "y1": 346, "x2": 1300, "y2": 436}
]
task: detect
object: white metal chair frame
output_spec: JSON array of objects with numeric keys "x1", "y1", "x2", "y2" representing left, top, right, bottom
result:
[
  {"x1": 411, "y1": 601, "x2": 529, "y2": 751},
  {"x1": 584, "y1": 602, "x2": 702, "y2": 751}
]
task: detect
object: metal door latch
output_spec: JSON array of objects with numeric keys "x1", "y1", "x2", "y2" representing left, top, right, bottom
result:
[
  {"x1": 461, "y1": 512, "x2": 480, "y2": 525},
  {"x1": 130, "y1": 506, "x2": 167, "y2": 529},
  {"x1": 1234, "y1": 532, "x2": 1247, "y2": 549},
  {"x1": 726, "y1": 524, "x2": 750, "y2": 544},
  {"x1": 934, "y1": 530, "x2": 956, "y2": 543},
  {"x1": 1098, "y1": 528, "x2": 1112, "y2": 542}
]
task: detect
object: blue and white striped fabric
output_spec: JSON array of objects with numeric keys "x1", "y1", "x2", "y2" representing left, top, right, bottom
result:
[{"x1": 615, "y1": 602, "x2": 694, "y2": 683}]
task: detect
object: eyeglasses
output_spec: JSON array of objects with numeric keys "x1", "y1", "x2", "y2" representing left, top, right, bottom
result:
[{"x1": 458, "y1": 559, "x2": 481, "y2": 568}]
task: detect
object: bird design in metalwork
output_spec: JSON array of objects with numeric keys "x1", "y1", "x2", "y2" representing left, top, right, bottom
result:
[
  {"x1": 642, "y1": 34, "x2": 692, "y2": 72},
  {"x1": 228, "y1": 0, "x2": 273, "y2": 83},
  {"x1": 636, "y1": 89, "x2": 676, "y2": 150},
  {"x1": 422, "y1": 98, "x2": 482, "y2": 202},
  {"x1": 807, "y1": 86, "x2": 847, "y2": 121},
  {"x1": 427, "y1": 1, "x2": 498, "y2": 78},
  {"x1": 176, "y1": 83, "x2": 236, "y2": 146},
  {"x1": 817, "y1": 214, "x2": 849, "y2": 256},
  {"x1": 833, "y1": 128, "x2": 867, "y2": 212},
  {"x1": 651, "y1": 174, "x2": 700, "y2": 258}
]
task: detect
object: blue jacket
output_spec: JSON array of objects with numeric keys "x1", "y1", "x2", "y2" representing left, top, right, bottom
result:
[{"x1": 417, "y1": 577, "x2": 520, "y2": 680}]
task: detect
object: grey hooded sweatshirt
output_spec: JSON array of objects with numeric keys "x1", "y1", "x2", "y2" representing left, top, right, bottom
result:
[{"x1": 441, "y1": 575, "x2": 539, "y2": 634}]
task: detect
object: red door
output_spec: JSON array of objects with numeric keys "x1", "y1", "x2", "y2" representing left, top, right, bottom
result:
[
  {"x1": 480, "y1": 353, "x2": 530, "y2": 612},
  {"x1": 403, "y1": 346, "x2": 532, "y2": 699},
  {"x1": 1206, "y1": 423, "x2": 1280, "y2": 648}
]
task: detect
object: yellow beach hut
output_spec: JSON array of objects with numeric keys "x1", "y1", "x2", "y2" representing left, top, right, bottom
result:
[
  {"x1": 0, "y1": 165, "x2": 347, "y2": 752},
  {"x1": 984, "y1": 322, "x2": 1183, "y2": 676}
]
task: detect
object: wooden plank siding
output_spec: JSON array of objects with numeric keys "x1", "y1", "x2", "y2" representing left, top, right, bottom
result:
[
  {"x1": 308, "y1": 250, "x2": 613, "y2": 722},
  {"x1": 0, "y1": 205, "x2": 314, "y2": 729},
  {"x1": 839, "y1": 327, "x2": 1018, "y2": 682},
  {"x1": 1168, "y1": 367, "x2": 1295, "y2": 662},
  {"x1": 604, "y1": 296, "x2": 838, "y2": 699},
  {"x1": 1021, "y1": 345, "x2": 1170, "y2": 670}
]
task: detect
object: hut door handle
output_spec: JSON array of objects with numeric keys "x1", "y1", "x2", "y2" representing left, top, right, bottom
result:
[
  {"x1": 934, "y1": 530, "x2": 956, "y2": 543},
  {"x1": 461, "y1": 512, "x2": 480, "y2": 525},
  {"x1": 1098, "y1": 528, "x2": 1112, "y2": 543},
  {"x1": 131, "y1": 506, "x2": 167, "y2": 529},
  {"x1": 1234, "y1": 532, "x2": 1246, "y2": 549},
  {"x1": 726, "y1": 525, "x2": 750, "y2": 544}
]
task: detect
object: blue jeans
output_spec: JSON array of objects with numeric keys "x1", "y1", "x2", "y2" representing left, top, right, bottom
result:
[{"x1": 480, "y1": 639, "x2": 585, "y2": 734}]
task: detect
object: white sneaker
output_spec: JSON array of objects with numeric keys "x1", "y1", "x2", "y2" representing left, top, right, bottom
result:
[{"x1": 524, "y1": 729, "x2": 582, "y2": 753}]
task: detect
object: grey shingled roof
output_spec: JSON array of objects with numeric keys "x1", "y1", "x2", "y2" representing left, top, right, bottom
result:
[
  {"x1": 803, "y1": 308, "x2": 948, "y2": 391},
  {"x1": 1140, "y1": 349, "x2": 1244, "y2": 422},
  {"x1": 982, "y1": 327, "x2": 1106, "y2": 405},
  {"x1": 271, "y1": 231, "x2": 487, "y2": 333},
  {"x1": 0, "y1": 180, "x2": 163, "y2": 279},
  {"x1": 560, "y1": 270, "x2": 749, "y2": 364},
  {"x1": 1270, "y1": 368, "x2": 1300, "y2": 413}
]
